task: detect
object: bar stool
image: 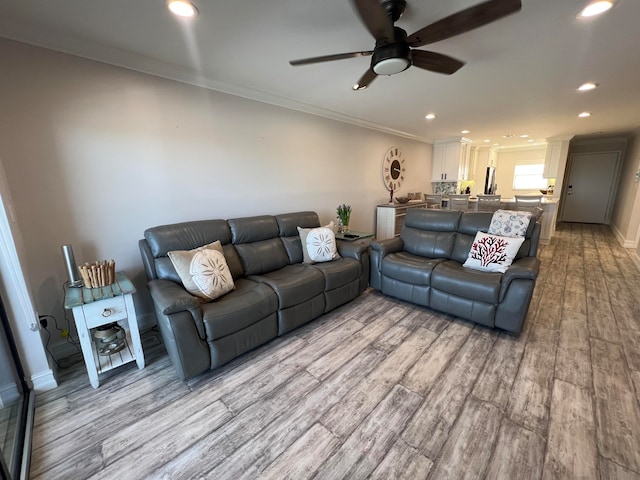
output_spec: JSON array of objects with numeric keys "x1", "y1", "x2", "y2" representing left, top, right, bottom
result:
[
  {"x1": 477, "y1": 194, "x2": 501, "y2": 212},
  {"x1": 449, "y1": 194, "x2": 470, "y2": 211},
  {"x1": 424, "y1": 194, "x2": 442, "y2": 209},
  {"x1": 515, "y1": 195, "x2": 542, "y2": 210}
]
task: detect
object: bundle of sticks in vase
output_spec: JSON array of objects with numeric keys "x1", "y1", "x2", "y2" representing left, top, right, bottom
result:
[{"x1": 78, "y1": 260, "x2": 116, "y2": 288}]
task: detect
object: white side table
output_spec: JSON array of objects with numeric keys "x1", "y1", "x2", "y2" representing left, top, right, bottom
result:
[{"x1": 64, "y1": 271, "x2": 144, "y2": 388}]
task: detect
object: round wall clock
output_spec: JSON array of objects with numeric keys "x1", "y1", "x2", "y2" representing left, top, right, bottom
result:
[{"x1": 382, "y1": 147, "x2": 406, "y2": 191}]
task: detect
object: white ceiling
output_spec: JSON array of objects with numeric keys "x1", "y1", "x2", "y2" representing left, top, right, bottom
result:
[{"x1": 1, "y1": 0, "x2": 639, "y2": 147}]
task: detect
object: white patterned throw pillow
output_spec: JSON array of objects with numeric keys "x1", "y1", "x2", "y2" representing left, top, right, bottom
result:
[
  {"x1": 488, "y1": 209, "x2": 532, "y2": 237},
  {"x1": 463, "y1": 231, "x2": 525, "y2": 273},
  {"x1": 297, "y1": 226, "x2": 339, "y2": 263},
  {"x1": 168, "y1": 240, "x2": 235, "y2": 301}
]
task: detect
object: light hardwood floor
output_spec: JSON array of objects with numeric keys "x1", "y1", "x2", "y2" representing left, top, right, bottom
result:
[{"x1": 30, "y1": 223, "x2": 640, "y2": 479}]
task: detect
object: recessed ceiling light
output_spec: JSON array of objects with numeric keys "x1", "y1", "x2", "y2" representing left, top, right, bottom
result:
[
  {"x1": 520, "y1": 134, "x2": 529, "y2": 138},
  {"x1": 425, "y1": 113, "x2": 436, "y2": 120},
  {"x1": 578, "y1": 1, "x2": 614, "y2": 18},
  {"x1": 578, "y1": 112, "x2": 592, "y2": 118},
  {"x1": 528, "y1": 139, "x2": 535, "y2": 143},
  {"x1": 483, "y1": 139, "x2": 491, "y2": 143},
  {"x1": 578, "y1": 82, "x2": 598, "y2": 91},
  {"x1": 167, "y1": 0, "x2": 198, "y2": 17},
  {"x1": 493, "y1": 143, "x2": 499, "y2": 146},
  {"x1": 502, "y1": 134, "x2": 514, "y2": 138},
  {"x1": 461, "y1": 130, "x2": 470, "y2": 134}
]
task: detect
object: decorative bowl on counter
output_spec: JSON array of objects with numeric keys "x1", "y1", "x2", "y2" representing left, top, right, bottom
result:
[
  {"x1": 539, "y1": 189, "x2": 548, "y2": 195},
  {"x1": 395, "y1": 196, "x2": 410, "y2": 204}
]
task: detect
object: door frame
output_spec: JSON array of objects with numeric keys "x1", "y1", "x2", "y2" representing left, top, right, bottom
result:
[{"x1": 559, "y1": 150, "x2": 622, "y2": 225}]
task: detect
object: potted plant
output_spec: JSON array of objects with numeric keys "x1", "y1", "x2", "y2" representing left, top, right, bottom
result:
[{"x1": 336, "y1": 204, "x2": 352, "y2": 232}]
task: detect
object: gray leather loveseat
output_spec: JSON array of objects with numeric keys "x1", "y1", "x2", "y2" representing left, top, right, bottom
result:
[
  {"x1": 139, "y1": 211, "x2": 369, "y2": 380},
  {"x1": 370, "y1": 209, "x2": 540, "y2": 334}
]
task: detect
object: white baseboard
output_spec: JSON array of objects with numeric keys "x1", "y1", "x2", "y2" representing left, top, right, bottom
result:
[
  {"x1": 611, "y1": 223, "x2": 637, "y2": 248},
  {"x1": 29, "y1": 369, "x2": 58, "y2": 392}
]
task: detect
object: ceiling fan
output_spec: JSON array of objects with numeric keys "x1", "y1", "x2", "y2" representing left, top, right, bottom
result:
[{"x1": 289, "y1": 0, "x2": 522, "y2": 90}]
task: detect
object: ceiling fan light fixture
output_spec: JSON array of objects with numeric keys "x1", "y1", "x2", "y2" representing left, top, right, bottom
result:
[
  {"x1": 578, "y1": 1, "x2": 613, "y2": 18},
  {"x1": 352, "y1": 83, "x2": 366, "y2": 90},
  {"x1": 578, "y1": 82, "x2": 598, "y2": 91},
  {"x1": 373, "y1": 57, "x2": 410, "y2": 75},
  {"x1": 167, "y1": 0, "x2": 198, "y2": 18}
]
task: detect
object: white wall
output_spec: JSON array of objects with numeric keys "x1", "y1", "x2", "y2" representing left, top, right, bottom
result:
[
  {"x1": 494, "y1": 146, "x2": 548, "y2": 199},
  {"x1": 609, "y1": 130, "x2": 640, "y2": 246},
  {"x1": 0, "y1": 39, "x2": 431, "y2": 357}
]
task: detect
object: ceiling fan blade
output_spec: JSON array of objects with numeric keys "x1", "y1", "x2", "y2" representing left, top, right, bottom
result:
[
  {"x1": 353, "y1": 68, "x2": 377, "y2": 90},
  {"x1": 351, "y1": 0, "x2": 394, "y2": 43},
  {"x1": 411, "y1": 50, "x2": 465, "y2": 75},
  {"x1": 290, "y1": 51, "x2": 373, "y2": 66},
  {"x1": 407, "y1": 0, "x2": 522, "y2": 48}
]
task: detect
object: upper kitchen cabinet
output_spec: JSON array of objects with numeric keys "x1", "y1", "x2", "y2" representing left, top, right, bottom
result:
[
  {"x1": 543, "y1": 141, "x2": 562, "y2": 178},
  {"x1": 432, "y1": 138, "x2": 473, "y2": 182}
]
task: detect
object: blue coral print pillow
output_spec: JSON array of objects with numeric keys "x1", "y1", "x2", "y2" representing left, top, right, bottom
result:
[{"x1": 488, "y1": 209, "x2": 532, "y2": 238}]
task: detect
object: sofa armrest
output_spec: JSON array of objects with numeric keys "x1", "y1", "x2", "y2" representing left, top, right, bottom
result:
[
  {"x1": 499, "y1": 256, "x2": 541, "y2": 301},
  {"x1": 336, "y1": 239, "x2": 369, "y2": 261},
  {"x1": 371, "y1": 236, "x2": 404, "y2": 258},
  {"x1": 147, "y1": 279, "x2": 205, "y2": 339}
]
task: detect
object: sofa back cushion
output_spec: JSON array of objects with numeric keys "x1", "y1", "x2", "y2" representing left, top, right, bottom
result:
[
  {"x1": 144, "y1": 220, "x2": 244, "y2": 282},
  {"x1": 275, "y1": 211, "x2": 321, "y2": 264},
  {"x1": 401, "y1": 209, "x2": 461, "y2": 259},
  {"x1": 451, "y1": 212, "x2": 494, "y2": 264},
  {"x1": 228, "y1": 215, "x2": 290, "y2": 275},
  {"x1": 451, "y1": 211, "x2": 537, "y2": 264}
]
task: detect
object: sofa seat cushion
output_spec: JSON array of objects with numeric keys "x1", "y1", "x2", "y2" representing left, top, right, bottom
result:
[
  {"x1": 249, "y1": 264, "x2": 324, "y2": 309},
  {"x1": 432, "y1": 260, "x2": 502, "y2": 304},
  {"x1": 202, "y1": 279, "x2": 278, "y2": 341},
  {"x1": 382, "y1": 252, "x2": 447, "y2": 286},
  {"x1": 308, "y1": 257, "x2": 362, "y2": 290}
]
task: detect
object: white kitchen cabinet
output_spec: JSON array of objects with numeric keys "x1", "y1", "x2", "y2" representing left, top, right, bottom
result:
[
  {"x1": 543, "y1": 141, "x2": 562, "y2": 179},
  {"x1": 432, "y1": 138, "x2": 472, "y2": 182}
]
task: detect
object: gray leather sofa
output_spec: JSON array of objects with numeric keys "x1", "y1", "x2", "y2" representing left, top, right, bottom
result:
[
  {"x1": 139, "y1": 211, "x2": 369, "y2": 380},
  {"x1": 370, "y1": 209, "x2": 540, "y2": 334}
]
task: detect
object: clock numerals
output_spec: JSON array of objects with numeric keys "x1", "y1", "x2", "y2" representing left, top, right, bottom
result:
[{"x1": 382, "y1": 147, "x2": 406, "y2": 192}]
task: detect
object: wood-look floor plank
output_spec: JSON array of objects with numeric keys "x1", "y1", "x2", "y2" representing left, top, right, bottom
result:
[
  {"x1": 321, "y1": 327, "x2": 437, "y2": 440},
  {"x1": 612, "y1": 302, "x2": 640, "y2": 332},
  {"x1": 620, "y1": 328, "x2": 640, "y2": 371},
  {"x1": 221, "y1": 319, "x2": 365, "y2": 413},
  {"x1": 587, "y1": 292, "x2": 622, "y2": 344},
  {"x1": 150, "y1": 370, "x2": 321, "y2": 480},
  {"x1": 257, "y1": 423, "x2": 340, "y2": 480},
  {"x1": 485, "y1": 418, "x2": 546, "y2": 480},
  {"x1": 542, "y1": 379, "x2": 598, "y2": 480},
  {"x1": 427, "y1": 396, "x2": 503, "y2": 479},
  {"x1": 507, "y1": 325, "x2": 558, "y2": 436},
  {"x1": 554, "y1": 310, "x2": 592, "y2": 389},
  {"x1": 402, "y1": 329, "x2": 496, "y2": 459},
  {"x1": 306, "y1": 308, "x2": 404, "y2": 381},
  {"x1": 201, "y1": 347, "x2": 389, "y2": 479},
  {"x1": 472, "y1": 329, "x2": 528, "y2": 409},
  {"x1": 402, "y1": 320, "x2": 473, "y2": 396},
  {"x1": 369, "y1": 437, "x2": 432, "y2": 480},
  {"x1": 600, "y1": 457, "x2": 640, "y2": 480},
  {"x1": 371, "y1": 308, "x2": 427, "y2": 353},
  {"x1": 594, "y1": 367, "x2": 640, "y2": 473},
  {"x1": 533, "y1": 283, "x2": 564, "y2": 330},
  {"x1": 313, "y1": 385, "x2": 422, "y2": 480}
]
